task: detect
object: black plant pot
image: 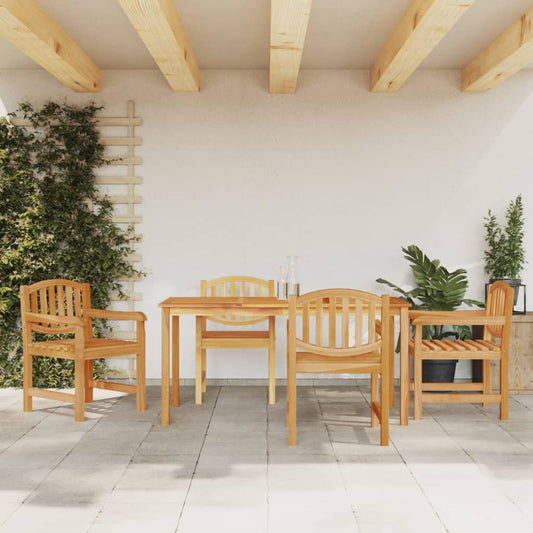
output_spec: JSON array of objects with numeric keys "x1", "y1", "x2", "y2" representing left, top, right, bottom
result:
[{"x1": 422, "y1": 359, "x2": 458, "y2": 384}]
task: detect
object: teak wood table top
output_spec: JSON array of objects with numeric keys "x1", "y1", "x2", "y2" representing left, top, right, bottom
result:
[{"x1": 159, "y1": 296, "x2": 411, "y2": 426}]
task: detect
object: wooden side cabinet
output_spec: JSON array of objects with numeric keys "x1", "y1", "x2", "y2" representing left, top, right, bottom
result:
[{"x1": 491, "y1": 312, "x2": 533, "y2": 393}]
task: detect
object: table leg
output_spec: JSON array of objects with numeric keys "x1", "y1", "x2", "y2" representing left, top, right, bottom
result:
[
  {"x1": 171, "y1": 315, "x2": 180, "y2": 408},
  {"x1": 161, "y1": 307, "x2": 170, "y2": 426},
  {"x1": 400, "y1": 307, "x2": 409, "y2": 426}
]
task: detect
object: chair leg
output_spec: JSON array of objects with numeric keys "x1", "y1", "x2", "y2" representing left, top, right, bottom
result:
[
  {"x1": 380, "y1": 373, "x2": 390, "y2": 446},
  {"x1": 389, "y1": 319, "x2": 395, "y2": 408},
  {"x1": 195, "y1": 317, "x2": 202, "y2": 405},
  {"x1": 201, "y1": 349, "x2": 207, "y2": 393},
  {"x1": 370, "y1": 373, "x2": 378, "y2": 428},
  {"x1": 137, "y1": 349, "x2": 146, "y2": 412},
  {"x1": 268, "y1": 317, "x2": 276, "y2": 405},
  {"x1": 287, "y1": 376, "x2": 296, "y2": 446},
  {"x1": 74, "y1": 359, "x2": 85, "y2": 422},
  {"x1": 414, "y1": 356, "x2": 423, "y2": 420},
  {"x1": 84, "y1": 360, "x2": 94, "y2": 403},
  {"x1": 287, "y1": 367, "x2": 297, "y2": 446},
  {"x1": 500, "y1": 357, "x2": 509, "y2": 420},
  {"x1": 482, "y1": 359, "x2": 491, "y2": 407},
  {"x1": 23, "y1": 351, "x2": 32, "y2": 413}
]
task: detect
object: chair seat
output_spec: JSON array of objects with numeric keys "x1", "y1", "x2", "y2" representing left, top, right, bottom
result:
[
  {"x1": 29, "y1": 337, "x2": 141, "y2": 358},
  {"x1": 408, "y1": 338, "x2": 500, "y2": 358},
  {"x1": 296, "y1": 351, "x2": 382, "y2": 374}
]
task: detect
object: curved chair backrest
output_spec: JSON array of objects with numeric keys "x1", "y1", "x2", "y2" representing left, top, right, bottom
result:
[
  {"x1": 20, "y1": 279, "x2": 92, "y2": 335},
  {"x1": 289, "y1": 288, "x2": 390, "y2": 357},
  {"x1": 485, "y1": 281, "x2": 515, "y2": 339},
  {"x1": 201, "y1": 276, "x2": 275, "y2": 325}
]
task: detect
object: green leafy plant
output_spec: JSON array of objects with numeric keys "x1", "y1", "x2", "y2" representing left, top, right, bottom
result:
[
  {"x1": 484, "y1": 195, "x2": 526, "y2": 280},
  {"x1": 377, "y1": 245, "x2": 482, "y2": 342},
  {"x1": 0, "y1": 101, "x2": 141, "y2": 388}
]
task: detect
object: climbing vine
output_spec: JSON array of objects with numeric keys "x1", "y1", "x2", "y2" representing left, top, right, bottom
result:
[{"x1": 0, "y1": 102, "x2": 141, "y2": 387}]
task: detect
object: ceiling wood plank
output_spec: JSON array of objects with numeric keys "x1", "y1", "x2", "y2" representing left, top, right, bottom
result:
[
  {"x1": 370, "y1": 0, "x2": 474, "y2": 93},
  {"x1": 0, "y1": 0, "x2": 100, "y2": 92},
  {"x1": 270, "y1": 0, "x2": 313, "y2": 94},
  {"x1": 118, "y1": 0, "x2": 199, "y2": 92},
  {"x1": 462, "y1": 9, "x2": 533, "y2": 92}
]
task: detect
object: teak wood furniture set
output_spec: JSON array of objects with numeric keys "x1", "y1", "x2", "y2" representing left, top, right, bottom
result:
[{"x1": 20, "y1": 278, "x2": 514, "y2": 446}]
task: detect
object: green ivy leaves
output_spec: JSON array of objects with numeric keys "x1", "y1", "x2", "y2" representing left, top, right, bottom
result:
[{"x1": 0, "y1": 102, "x2": 142, "y2": 388}]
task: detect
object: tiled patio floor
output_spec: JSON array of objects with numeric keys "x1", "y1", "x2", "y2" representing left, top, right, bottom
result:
[{"x1": 1, "y1": 385, "x2": 533, "y2": 533}]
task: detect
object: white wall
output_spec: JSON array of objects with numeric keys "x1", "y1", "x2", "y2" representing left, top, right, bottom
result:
[{"x1": 1, "y1": 69, "x2": 532, "y2": 380}]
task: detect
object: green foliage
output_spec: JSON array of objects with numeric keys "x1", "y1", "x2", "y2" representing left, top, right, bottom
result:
[
  {"x1": 0, "y1": 101, "x2": 141, "y2": 387},
  {"x1": 484, "y1": 195, "x2": 526, "y2": 280},
  {"x1": 377, "y1": 245, "x2": 482, "y2": 343}
]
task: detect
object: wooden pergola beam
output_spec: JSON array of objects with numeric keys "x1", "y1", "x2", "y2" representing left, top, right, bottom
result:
[
  {"x1": 0, "y1": 0, "x2": 100, "y2": 92},
  {"x1": 118, "y1": 0, "x2": 199, "y2": 92},
  {"x1": 462, "y1": 9, "x2": 533, "y2": 92},
  {"x1": 370, "y1": 0, "x2": 474, "y2": 93},
  {"x1": 270, "y1": 0, "x2": 313, "y2": 94}
]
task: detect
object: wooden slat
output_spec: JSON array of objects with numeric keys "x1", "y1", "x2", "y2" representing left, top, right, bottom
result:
[
  {"x1": 101, "y1": 136, "x2": 142, "y2": 146},
  {"x1": 0, "y1": 0, "x2": 100, "y2": 92},
  {"x1": 65, "y1": 286, "x2": 73, "y2": 316},
  {"x1": 355, "y1": 299, "x2": 363, "y2": 347},
  {"x1": 106, "y1": 156, "x2": 142, "y2": 165},
  {"x1": 316, "y1": 298, "x2": 322, "y2": 346},
  {"x1": 57, "y1": 285, "x2": 65, "y2": 316},
  {"x1": 110, "y1": 292, "x2": 142, "y2": 302},
  {"x1": 95, "y1": 176, "x2": 142, "y2": 185},
  {"x1": 29, "y1": 387, "x2": 75, "y2": 403},
  {"x1": 96, "y1": 116, "x2": 143, "y2": 127},
  {"x1": 39, "y1": 288, "x2": 47, "y2": 315},
  {"x1": 107, "y1": 196, "x2": 142, "y2": 204},
  {"x1": 92, "y1": 380, "x2": 137, "y2": 394},
  {"x1": 368, "y1": 301, "x2": 376, "y2": 343},
  {"x1": 118, "y1": 0, "x2": 200, "y2": 92},
  {"x1": 270, "y1": 0, "x2": 313, "y2": 94},
  {"x1": 113, "y1": 215, "x2": 143, "y2": 224},
  {"x1": 462, "y1": 9, "x2": 533, "y2": 92},
  {"x1": 303, "y1": 301, "x2": 309, "y2": 343},
  {"x1": 342, "y1": 297, "x2": 349, "y2": 348},
  {"x1": 370, "y1": 0, "x2": 474, "y2": 93},
  {"x1": 329, "y1": 296, "x2": 336, "y2": 347},
  {"x1": 74, "y1": 288, "x2": 82, "y2": 317}
]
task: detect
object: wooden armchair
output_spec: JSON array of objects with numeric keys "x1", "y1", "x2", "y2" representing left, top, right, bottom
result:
[
  {"x1": 408, "y1": 281, "x2": 514, "y2": 420},
  {"x1": 287, "y1": 289, "x2": 390, "y2": 446},
  {"x1": 20, "y1": 279, "x2": 147, "y2": 422},
  {"x1": 196, "y1": 276, "x2": 276, "y2": 405}
]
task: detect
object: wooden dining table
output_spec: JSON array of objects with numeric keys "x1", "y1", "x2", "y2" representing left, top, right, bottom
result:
[{"x1": 159, "y1": 296, "x2": 411, "y2": 426}]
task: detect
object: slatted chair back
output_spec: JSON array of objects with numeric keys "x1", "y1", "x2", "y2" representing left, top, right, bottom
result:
[
  {"x1": 484, "y1": 281, "x2": 514, "y2": 340},
  {"x1": 20, "y1": 279, "x2": 92, "y2": 337},
  {"x1": 201, "y1": 276, "x2": 275, "y2": 325},
  {"x1": 289, "y1": 288, "x2": 389, "y2": 357}
]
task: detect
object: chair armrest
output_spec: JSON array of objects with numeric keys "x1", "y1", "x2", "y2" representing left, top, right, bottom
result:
[
  {"x1": 85, "y1": 309, "x2": 147, "y2": 321},
  {"x1": 410, "y1": 310, "x2": 505, "y2": 327},
  {"x1": 24, "y1": 312, "x2": 85, "y2": 326}
]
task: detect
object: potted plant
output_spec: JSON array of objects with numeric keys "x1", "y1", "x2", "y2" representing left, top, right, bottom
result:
[
  {"x1": 484, "y1": 194, "x2": 526, "y2": 305},
  {"x1": 377, "y1": 245, "x2": 482, "y2": 382}
]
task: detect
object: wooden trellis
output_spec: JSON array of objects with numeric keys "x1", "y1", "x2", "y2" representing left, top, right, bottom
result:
[
  {"x1": 95, "y1": 101, "x2": 143, "y2": 344},
  {"x1": 11, "y1": 101, "x2": 143, "y2": 350}
]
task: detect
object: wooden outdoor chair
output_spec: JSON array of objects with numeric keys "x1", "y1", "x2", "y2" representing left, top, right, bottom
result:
[
  {"x1": 20, "y1": 279, "x2": 147, "y2": 422},
  {"x1": 287, "y1": 289, "x2": 391, "y2": 446},
  {"x1": 408, "y1": 280, "x2": 514, "y2": 420},
  {"x1": 196, "y1": 276, "x2": 276, "y2": 405}
]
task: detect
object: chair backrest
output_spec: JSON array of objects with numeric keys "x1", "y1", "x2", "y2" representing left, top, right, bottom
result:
[
  {"x1": 201, "y1": 276, "x2": 275, "y2": 325},
  {"x1": 289, "y1": 288, "x2": 390, "y2": 357},
  {"x1": 20, "y1": 279, "x2": 92, "y2": 336},
  {"x1": 484, "y1": 280, "x2": 514, "y2": 340}
]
